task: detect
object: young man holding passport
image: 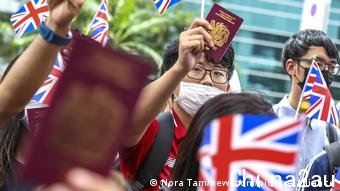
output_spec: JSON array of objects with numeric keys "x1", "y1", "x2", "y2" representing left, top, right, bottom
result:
[{"x1": 121, "y1": 4, "x2": 243, "y2": 191}]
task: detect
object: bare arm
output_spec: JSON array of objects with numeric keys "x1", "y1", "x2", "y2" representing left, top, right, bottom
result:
[
  {"x1": 0, "y1": 0, "x2": 84, "y2": 125},
  {"x1": 126, "y1": 19, "x2": 214, "y2": 147}
]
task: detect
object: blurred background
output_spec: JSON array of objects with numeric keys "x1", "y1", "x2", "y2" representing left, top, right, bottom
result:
[{"x1": 0, "y1": 0, "x2": 340, "y2": 104}]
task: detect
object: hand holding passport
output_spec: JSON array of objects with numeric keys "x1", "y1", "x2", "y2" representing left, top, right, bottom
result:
[{"x1": 19, "y1": 34, "x2": 153, "y2": 185}]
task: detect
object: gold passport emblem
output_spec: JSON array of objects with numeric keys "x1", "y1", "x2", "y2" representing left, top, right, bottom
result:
[{"x1": 210, "y1": 20, "x2": 229, "y2": 47}]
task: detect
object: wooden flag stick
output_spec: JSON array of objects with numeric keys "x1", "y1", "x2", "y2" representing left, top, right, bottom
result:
[
  {"x1": 201, "y1": 0, "x2": 205, "y2": 18},
  {"x1": 294, "y1": 94, "x2": 304, "y2": 119}
]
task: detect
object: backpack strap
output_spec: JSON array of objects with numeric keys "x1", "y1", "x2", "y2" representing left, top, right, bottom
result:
[
  {"x1": 133, "y1": 112, "x2": 175, "y2": 191},
  {"x1": 326, "y1": 124, "x2": 338, "y2": 144},
  {"x1": 323, "y1": 141, "x2": 340, "y2": 176}
]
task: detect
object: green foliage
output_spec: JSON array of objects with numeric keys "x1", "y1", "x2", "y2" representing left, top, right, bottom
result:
[
  {"x1": 0, "y1": 0, "x2": 194, "y2": 76},
  {"x1": 0, "y1": 12, "x2": 35, "y2": 64},
  {"x1": 112, "y1": 0, "x2": 136, "y2": 30},
  {"x1": 78, "y1": 0, "x2": 194, "y2": 76},
  {"x1": 105, "y1": 0, "x2": 193, "y2": 75}
]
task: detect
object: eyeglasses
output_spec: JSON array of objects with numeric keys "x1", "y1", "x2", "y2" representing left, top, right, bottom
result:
[
  {"x1": 295, "y1": 57, "x2": 340, "y2": 75},
  {"x1": 187, "y1": 65, "x2": 229, "y2": 84}
]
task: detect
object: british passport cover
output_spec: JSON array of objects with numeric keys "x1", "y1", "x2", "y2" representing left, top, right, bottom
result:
[
  {"x1": 26, "y1": 103, "x2": 49, "y2": 138},
  {"x1": 204, "y1": 3, "x2": 243, "y2": 62},
  {"x1": 19, "y1": 34, "x2": 153, "y2": 185}
]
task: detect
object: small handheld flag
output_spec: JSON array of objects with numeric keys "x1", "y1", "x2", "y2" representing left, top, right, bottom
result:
[
  {"x1": 154, "y1": 0, "x2": 181, "y2": 14},
  {"x1": 10, "y1": 0, "x2": 49, "y2": 38},
  {"x1": 87, "y1": 0, "x2": 109, "y2": 46},
  {"x1": 297, "y1": 58, "x2": 339, "y2": 126}
]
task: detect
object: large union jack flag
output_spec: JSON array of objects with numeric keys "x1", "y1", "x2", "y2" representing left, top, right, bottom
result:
[
  {"x1": 153, "y1": 0, "x2": 181, "y2": 14},
  {"x1": 88, "y1": 0, "x2": 109, "y2": 46},
  {"x1": 32, "y1": 53, "x2": 65, "y2": 105},
  {"x1": 197, "y1": 114, "x2": 304, "y2": 191},
  {"x1": 10, "y1": 0, "x2": 49, "y2": 38},
  {"x1": 301, "y1": 59, "x2": 339, "y2": 126}
]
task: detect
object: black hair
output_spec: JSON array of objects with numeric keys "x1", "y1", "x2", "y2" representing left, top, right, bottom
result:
[
  {"x1": 171, "y1": 93, "x2": 274, "y2": 191},
  {"x1": 281, "y1": 29, "x2": 339, "y2": 73},
  {"x1": 161, "y1": 39, "x2": 235, "y2": 79}
]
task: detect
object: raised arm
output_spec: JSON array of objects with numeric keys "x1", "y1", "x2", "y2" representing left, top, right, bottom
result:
[
  {"x1": 0, "y1": 0, "x2": 84, "y2": 125},
  {"x1": 126, "y1": 19, "x2": 214, "y2": 147}
]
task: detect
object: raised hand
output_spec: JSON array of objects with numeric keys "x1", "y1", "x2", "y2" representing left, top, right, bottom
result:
[
  {"x1": 176, "y1": 18, "x2": 214, "y2": 73},
  {"x1": 46, "y1": 0, "x2": 85, "y2": 35}
]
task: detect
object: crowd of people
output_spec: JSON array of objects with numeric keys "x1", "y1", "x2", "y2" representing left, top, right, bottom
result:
[{"x1": 0, "y1": 0, "x2": 339, "y2": 190}]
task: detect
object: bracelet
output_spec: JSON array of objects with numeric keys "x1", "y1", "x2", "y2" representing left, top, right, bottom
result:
[{"x1": 38, "y1": 21, "x2": 72, "y2": 46}]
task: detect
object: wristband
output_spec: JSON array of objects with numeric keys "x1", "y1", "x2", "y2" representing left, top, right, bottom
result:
[{"x1": 38, "y1": 21, "x2": 72, "y2": 45}]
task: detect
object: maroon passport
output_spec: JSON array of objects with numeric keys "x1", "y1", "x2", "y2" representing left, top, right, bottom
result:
[
  {"x1": 26, "y1": 102, "x2": 49, "y2": 138},
  {"x1": 204, "y1": 3, "x2": 243, "y2": 62},
  {"x1": 19, "y1": 34, "x2": 153, "y2": 185}
]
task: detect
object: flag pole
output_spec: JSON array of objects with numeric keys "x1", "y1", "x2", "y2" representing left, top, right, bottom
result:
[
  {"x1": 201, "y1": 0, "x2": 205, "y2": 19},
  {"x1": 294, "y1": 93, "x2": 304, "y2": 119}
]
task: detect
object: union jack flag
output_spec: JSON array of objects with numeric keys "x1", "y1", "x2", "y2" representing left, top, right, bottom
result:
[
  {"x1": 88, "y1": 0, "x2": 109, "y2": 46},
  {"x1": 197, "y1": 114, "x2": 304, "y2": 191},
  {"x1": 153, "y1": 0, "x2": 181, "y2": 14},
  {"x1": 300, "y1": 59, "x2": 339, "y2": 126},
  {"x1": 10, "y1": 0, "x2": 49, "y2": 38},
  {"x1": 32, "y1": 53, "x2": 65, "y2": 105}
]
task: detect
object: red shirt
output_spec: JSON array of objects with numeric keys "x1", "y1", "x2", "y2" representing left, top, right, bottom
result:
[{"x1": 120, "y1": 109, "x2": 186, "y2": 191}]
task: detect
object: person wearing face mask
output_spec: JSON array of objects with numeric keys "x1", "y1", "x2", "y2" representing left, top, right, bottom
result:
[
  {"x1": 119, "y1": 19, "x2": 234, "y2": 191},
  {"x1": 273, "y1": 29, "x2": 340, "y2": 179},
  {"x1": 161, "y1": 40, "x2": 239, "y2": 113}
]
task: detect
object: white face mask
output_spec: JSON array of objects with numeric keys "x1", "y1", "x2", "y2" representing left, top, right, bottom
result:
[{"x1": 175, "y1": 82, "x2": 225, "y2": 116}]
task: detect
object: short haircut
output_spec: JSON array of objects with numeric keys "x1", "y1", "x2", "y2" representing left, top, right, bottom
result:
[
  {"x1": 161, "y1": 39, "x2": 235, "y2": 80},
  {"x1": 281, "y1": 29, "x2": 339, "y2": 73}
]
